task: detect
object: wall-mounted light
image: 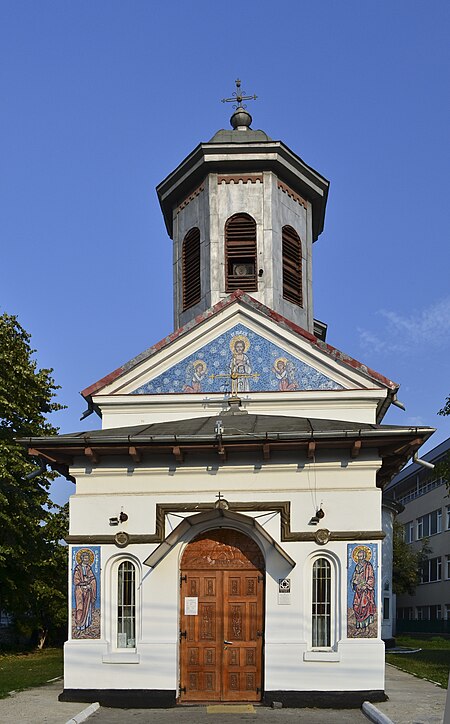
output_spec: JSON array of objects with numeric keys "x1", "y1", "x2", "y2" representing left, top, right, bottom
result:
[
  {"x1": 109, "y1": 511, "x2": 128, "y2": 526},
  {"x1": 309, "y1": 508, "x2": 325, "y2": 526}
]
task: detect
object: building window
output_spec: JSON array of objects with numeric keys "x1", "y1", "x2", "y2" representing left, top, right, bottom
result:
[
  {"x1": 312, "y1": 558, "x2": 331, "y2": 647},
  {"x1": 446, "y1": 505, "x2": 450, "y2": 530},
  {"x1": 182, "y1": 227, "x2": 201, "y2": 310},
  {"x1": 117, "y1": 561, "x2": 136, "y2": 648},
  {"x1": 430, "y1": 605, "x2": 442, "y2": 621},
  {"x1": 417, "y1": 509, "x2": 442, "y2": 539},
  {"x1": 225, "y1": 214, "x2": 257, "y2": 292},
  {"x1": 446, "y1": 604, "x2": 450, "y2": 621},
  {"x1": 282, "y1": 225, "x2": 302, "y2": 306},
  {"x1": 446, "y1": 555, "x2": 450, "y2": 580},
  {"x1": 420, "y1": 556, "x2": 442, "y2": 584},
  {"x1": 416, "y1": 605, "x2": 427, "y2": 620},
  {"x1": 405, "y1": 521, "x2": 414, "y2": 543}
]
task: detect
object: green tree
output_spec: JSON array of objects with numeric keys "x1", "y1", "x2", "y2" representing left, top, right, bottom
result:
[
  {"x1": 392, "y1": 520, "x2": 430, "y2": 595},
  {"x1": 0, "y1": 312, "x2": 67, "y2": 646},
  {"x1": 436, "y1": 395, "x2": 450, "y2": 486}
]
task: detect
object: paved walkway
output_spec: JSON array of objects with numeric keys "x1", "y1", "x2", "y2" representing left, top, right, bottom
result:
[
  {"x1": 0, "y1": 665, "x2": 447, "y2": 724},
  {"x1": 368, "y1": 664, "x2": 447, "y2": 724}
]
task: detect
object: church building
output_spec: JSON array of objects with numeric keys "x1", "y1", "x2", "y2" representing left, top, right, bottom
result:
[{"x1": 25, "y1": 82, "x2": 433, "y2": 708}]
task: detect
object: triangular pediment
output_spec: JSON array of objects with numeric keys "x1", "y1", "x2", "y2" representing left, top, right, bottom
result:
[
  {"x1": 131, "y1": 322, "x2": 343, "y2": 395},
  {"x1": 84, "y1": 294, "x2": 396, "y2": 402}
]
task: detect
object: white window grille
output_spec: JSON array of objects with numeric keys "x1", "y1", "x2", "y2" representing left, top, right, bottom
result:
[
  {"x1": 420, "y1": 556, "x2": 442, "y2": 584},
  {"x1": 117, "y1": 561, "x2": 136, "y2": 648},
  {"x1": 312, "y1": 558, "x2": 331, "y2": 647},
  {"x1": 405, "y1": 521, "x2": 414, "y2": 543},
  {"x1": 417, "y1": 509, "x2": 443, "y2": 539}
]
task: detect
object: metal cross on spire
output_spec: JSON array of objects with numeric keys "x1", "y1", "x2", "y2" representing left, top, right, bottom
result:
[{"x1": 221, "y1": 79, "x2": 257, "y2": 109}]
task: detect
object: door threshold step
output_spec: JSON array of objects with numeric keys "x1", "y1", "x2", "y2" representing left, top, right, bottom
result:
[{"x1": 207, "y1": 704, "x2": 256, "y2": 713}]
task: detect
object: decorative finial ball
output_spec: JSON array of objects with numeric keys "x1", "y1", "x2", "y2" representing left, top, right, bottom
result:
[{"x1": 230, "y1": 107, "x2": 252, "y2": 130}]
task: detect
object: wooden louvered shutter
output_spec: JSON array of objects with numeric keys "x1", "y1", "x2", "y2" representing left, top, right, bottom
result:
[
  {"x1": 182, "y1": 227, "x2": 201, "y2": 310},
  {"x1": 225, "y1": 214, "x2": 257, "y2": 292},
  {"x1": 282, "y1": 225, "x2": 302, "y2": 306}
]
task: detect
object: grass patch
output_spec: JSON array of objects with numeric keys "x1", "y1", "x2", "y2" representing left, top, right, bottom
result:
[
  {"x1": 0, "y1": 648, "x2": 63, "y2": 699},
  {"x1": 387, "y1": 635, "x2": 450, "y2": 688}
]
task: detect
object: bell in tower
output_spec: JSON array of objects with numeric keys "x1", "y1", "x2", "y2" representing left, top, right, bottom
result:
[{"x1": 157, "y1": 80, "x2": 329, "y2": 336}]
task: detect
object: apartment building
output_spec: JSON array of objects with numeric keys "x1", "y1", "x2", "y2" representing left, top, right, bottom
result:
[{"x1": 385, "y1": 437, "x2": 449, "y2": 631}]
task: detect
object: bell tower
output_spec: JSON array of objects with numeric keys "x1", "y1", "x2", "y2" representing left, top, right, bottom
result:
[{"x1": 157, "y1": 81, "x2": 329, "y2": 335}]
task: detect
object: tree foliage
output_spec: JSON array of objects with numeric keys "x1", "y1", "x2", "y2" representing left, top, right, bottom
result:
[
  {"x1": 0, "y1": 312, "x2": 67, "y2": 646},
  {"x1": 392, "y1": 520, "x2": 430, "y2": 595},
  {"x1": 436, "y1": 395, "x2": 450, "y2": 487}
]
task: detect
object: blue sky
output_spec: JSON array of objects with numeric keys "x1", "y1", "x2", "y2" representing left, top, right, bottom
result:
[{"x1": 1, "y1": 1, "x2": 449, "y2": 505}]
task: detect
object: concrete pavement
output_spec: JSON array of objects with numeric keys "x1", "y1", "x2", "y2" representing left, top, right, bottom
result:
[{"x1": 0, "y1": 664, "x2": 447, "y2": 724}]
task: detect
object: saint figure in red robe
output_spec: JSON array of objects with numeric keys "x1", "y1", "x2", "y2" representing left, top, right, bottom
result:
[
  {"x1": 73, "y1": 549, "x2": 97, "y2": 634},
  {"x1": 351, "y1": 547, "x2": 376, "y2": 629}
]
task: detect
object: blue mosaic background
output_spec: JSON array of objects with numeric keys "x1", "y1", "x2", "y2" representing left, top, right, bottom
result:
[{"x1": 132, "y1": 325, "x2": 343, "y2": 395}]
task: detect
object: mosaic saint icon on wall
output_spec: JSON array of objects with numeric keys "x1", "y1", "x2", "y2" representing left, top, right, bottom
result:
[
  {"x1": 71, "y1": 546, "x2": 101, "y2": 640},
  {"x1": 347, "y1": 543, "x2": 378, "y2": 638},
  {"x1": 132, "y1": 325, "x2": 343, "y2": 395}
]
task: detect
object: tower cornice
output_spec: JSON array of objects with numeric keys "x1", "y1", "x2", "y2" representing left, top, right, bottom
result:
[{"x1": 157, "y1": 139, "x2": 329, "y2": 242}]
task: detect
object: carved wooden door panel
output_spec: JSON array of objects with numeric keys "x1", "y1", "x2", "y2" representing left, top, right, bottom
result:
[
  {"x1": 179, "y1": 529, "x2": 264, "y2": 702},
  {"x1": 222, "y1": 570, "x2": 263, "y2": 701},
  {"x1": 180, "y1": 570, "x2": 223, "y2": 701}
]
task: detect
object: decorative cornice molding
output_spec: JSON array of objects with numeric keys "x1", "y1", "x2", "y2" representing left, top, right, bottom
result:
[
  {"x1": 277, "y1": 180, "x2": 308, "y2": 210},
  {"x1": 66, "y1": 501, "x2": 385, "y2": 547},
  {"x1": 176, "y1": 182, "x2": 204, "y2": 214},
  {"x1": 218, "y1": 174, "x2": 263, "y2": 185}
]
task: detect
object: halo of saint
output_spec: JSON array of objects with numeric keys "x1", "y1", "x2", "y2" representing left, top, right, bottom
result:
[
  {"x1": 75, "y1": 548, "x2": 95, "y2": 565},
  {"x1": 351, "y1": 545, "x2": 372, "y2": 563},
  {"x1": 229, "y1": 334, "x2": 250, "y2": 353}
]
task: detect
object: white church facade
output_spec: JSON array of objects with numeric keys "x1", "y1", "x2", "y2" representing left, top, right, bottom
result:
[{"x1": 25, "y1": 87, "x2": 433, "y2": 708}]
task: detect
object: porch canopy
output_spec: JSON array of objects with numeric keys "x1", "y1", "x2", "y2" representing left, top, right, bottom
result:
[{"x1": 143, "y1": 507, "x2": 296, "y2": 570}]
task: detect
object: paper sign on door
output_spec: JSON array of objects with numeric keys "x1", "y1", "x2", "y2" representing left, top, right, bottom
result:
[{"x1": 184, "y1": 597, "x2": 198, "y2": 615}]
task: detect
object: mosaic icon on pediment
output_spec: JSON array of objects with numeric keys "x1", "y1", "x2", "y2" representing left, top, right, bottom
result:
[{"x1": 132, "y1": 324, "x2": 343, "y2": 395}]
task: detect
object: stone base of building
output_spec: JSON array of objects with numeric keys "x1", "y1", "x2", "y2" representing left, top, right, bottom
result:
[
  {"x1": 59, "y1": 688, "x2": 387, "y2": 709},
  {"x1": 58, "y1": 689, "x2": 177, "y2": 708},
  {"x1": 263, "y1": 690, "x2": 388, "y2": 708}
]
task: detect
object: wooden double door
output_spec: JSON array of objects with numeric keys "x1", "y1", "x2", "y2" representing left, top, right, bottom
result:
[{"x1": 179, "y1": 529, "x2": 264, "y2": 702}]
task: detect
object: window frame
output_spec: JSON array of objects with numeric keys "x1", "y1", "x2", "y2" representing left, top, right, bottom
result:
[
  {"x1": 182, "y1": 227, "x2": 201, "y2": 311},
  {"x1": 305, "y1": 552, "x2": 340, "y2": 654},
  {"x1": 117, "y1": 560, "x2": 137, "y2": 649},
  {"x1": 420, "y1": 556, "x2": 442, "y2": 584},
  {"x1": 224, "y1": 213, "x2": 258, "y2": 293},
  {"x1": 282, "y1": 225, "x2": 303, "y2": 307}
]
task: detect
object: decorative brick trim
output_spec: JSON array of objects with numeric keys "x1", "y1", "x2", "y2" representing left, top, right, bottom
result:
[
  {"x1": 177, "y1": 183, "x2": 204, "y2": 214},
  {"x1": 66, "y1": 501, "x2": 385, "y2": 546},
  {"x1": 277, "y1": 180, "x2": 308, "y2": 209},
  {"x1": 218, "y1": 174, "x2": 263, "y2": 185}
]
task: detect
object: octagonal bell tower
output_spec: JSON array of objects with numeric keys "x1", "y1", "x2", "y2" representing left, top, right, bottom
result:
[{"x1": 157, "y1": 82, "x2": 329, "y2": 335}]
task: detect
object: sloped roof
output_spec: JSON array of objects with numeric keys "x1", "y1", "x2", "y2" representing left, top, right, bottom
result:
[
  {"x1": 21, "y1": 412, "x2": 434, "y2": 488},
  {"x1": 81, "y1": 291, "x2": 399, "y2": 404}
]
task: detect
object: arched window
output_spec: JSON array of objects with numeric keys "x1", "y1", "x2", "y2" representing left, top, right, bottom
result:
[
  {"x1": 117, "y1": 561, "x2": 136, "y2": 648},
  {"x1": 282, "y1": 225, "x2": 302, "y2": 306},
  {"x1": 312, "y1": 558, "x2": 331, "y2": 647},
  {"x1": 225, "y1": 214, "x2": 257, "y2": 292},
  {"x1": 182, "y1": 228, "x2": 201, "y2": 310}
]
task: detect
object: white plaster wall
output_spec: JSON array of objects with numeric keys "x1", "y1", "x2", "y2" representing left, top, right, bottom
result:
[
  {"x1": 98, "y1": 394, "x2": 381, "y2": 428},
  {"x1": 65, "y1": 516, "x2": 384, "y2": 692},
  {"x1": 65, "y1": 453, "x2": 385, "y2": 692}
]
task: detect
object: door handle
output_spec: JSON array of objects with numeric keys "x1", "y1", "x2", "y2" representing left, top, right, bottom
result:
[{"x1": 223, "y1": 640, "x2": 233, "y2": 645}]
